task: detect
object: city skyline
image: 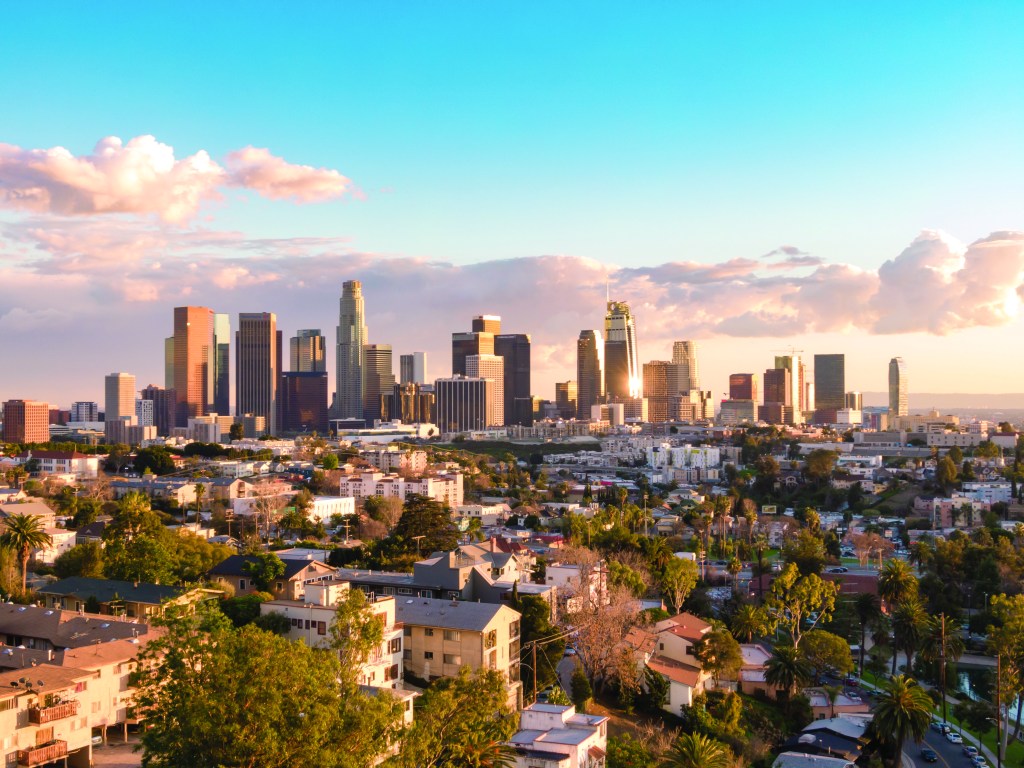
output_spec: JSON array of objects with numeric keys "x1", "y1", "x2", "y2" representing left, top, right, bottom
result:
[{"x1": 2, "y1": 4, "x2": 1023, "y2": 405}]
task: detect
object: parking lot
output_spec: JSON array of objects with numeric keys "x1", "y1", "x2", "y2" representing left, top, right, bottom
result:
[{"x1": 91, "y1": 736, "x2": 142, "y2": 768}]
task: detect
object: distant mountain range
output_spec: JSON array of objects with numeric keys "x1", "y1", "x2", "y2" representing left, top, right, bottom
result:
[{"x1": 861, "y1": 392, "x2": 1024, "y2": 412}]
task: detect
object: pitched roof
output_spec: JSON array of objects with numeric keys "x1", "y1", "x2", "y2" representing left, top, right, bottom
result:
[
  {"x1": 395, "y1": 597, "x2": 516, "y2": 632},
  {"x1": 207, "y1": 554, "x2": 334, "y2": 580},
  {"x1": 646, "y1": 654, "x2": 702, "y2": 687},
  {"x1": 37, "y1": 577, "x2": 186, "y2": 606},
  {"x1": 0, "y1": 501, "x2": 55, "y2": 519},
  {"x1": 624, "y1": 627, "x2": 658, "y2": 655},
  {"x1": 17, "y1": 450, "x2": 92, "y2": 460},
  {"x1": 656, "y1": 612, "x2": 711, "y2": 641},
  {"x1": 0, "y1": 603, "x2": 158, "y2": 649}
]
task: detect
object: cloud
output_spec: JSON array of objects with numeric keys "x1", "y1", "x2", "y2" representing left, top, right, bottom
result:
[
  {"x1": 0, "y1": 135, "x2": 354, "y2": 223},
  {"x1": 0, "y1": 306, "x2": 68, "y2": 330}
]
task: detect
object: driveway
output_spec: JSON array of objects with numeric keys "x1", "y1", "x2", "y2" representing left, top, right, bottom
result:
[{"x1": 92, "y1": 736, "x2": 142, "y2": 768}]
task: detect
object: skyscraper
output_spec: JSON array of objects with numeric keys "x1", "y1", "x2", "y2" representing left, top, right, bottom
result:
[
  {"x1": 889, "y1": 357, "x2": 908, "y2": 417},
  {"x1": 494, "y1": 333, "x2": 532, "y2": 426},
  {"x1": 466, "y1": 353, "x2": 505, "y2": 427},
  {"x1": 172, "y1": 306, "x2": 216, "y2": 427},
  {"x1": 335, "y1": 280, "x2": 368, "y2": 419},
  {"x1": 435, "y1": 376, "x2": 494, "y2": 432},
  {"x1": 672, "y1": 341, "x2": 700, "y2": 392},
  {"x1": 576, "y1": 330, "x2": 604, "y2": 419},
  {"x1": 452, "y1": 317, "x2": 498, "y2": 377},
  {"x1": 279, "y1": 372, "x2": 329, "y2": 433},
  {"x1": 164, "y1": 336, "x2": 175, "y2": 390},
  {"x1": 774, "y1": 354, "x2": 805, "y2": 423},
  {"x1": 604, "y1": 301, "x2": 640, "y2": 399},
  {"x1": 362, "y1": 343, "x2": 396, "y2": 423},
  {"x1": 70, "y1": 402, "x2": 99, "y2": 422},
  {"x1": 236, "y1": 312, "x2": 282, "y2": 434},
  {"x1": 643, "y1": 361, "x2": 673, "y2": 423},
  {"x1": 2, "y1": 400, "x2": 49, "y2": 443},
  {"x1": 729, "y1": 373, "x2": 758, "y2": 402},
  {"x1": 141, "y1": 385, "x2": 176, "y2": 436},
  {"x1": 104, "y1": 372, "x2": 136, "y2": 424},
  {"x1": 762, "y1": 367, "x2": 793, "y2": 425},
  {"x1": 213, "y1": 313, "x2": 231, "y2": 416},
  {"x1": 472, "y1": 315, "x2": 502, "y2": 334},
  {"x1": 813, "y1": 354, "x2": 846, "y2": 420},
  {"x1": 555, "y1": 381, "x2": 578, "y2": 419},
  {"x1": 291, "y1": 329, "x2": 326, "y2": 372},
  {"x1": 400, "y1": 352, "x2": 427, "y2": 385},
  {"x1": 383, "y1": 382, "x2": 435, "y2": 424}
]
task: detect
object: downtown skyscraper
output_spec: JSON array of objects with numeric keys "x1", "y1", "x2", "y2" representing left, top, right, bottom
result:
[
  {"x1": 334, "y1": 280, "x2": 368, "y2": 420},
  {"x1": 604, "y1": 300, "x2": 640, "y2": 399},
  {"x1": 236, "y1": 312, "x2": 282, "y2": 434},
  {"x1": 889, "y1": 357, "x2": 908, "y2": 417},
  {"x1": 170, "y1": 306, "x2": 216, "y2": 427},
  {"x1": 576, "y1": 329, "x2": 604, "y2": 419},
  {"x1": 291, "y1": 329, "x2": 327, "y2": 373},
  {"x1": 671, "y1": 341, "x2": 700, "y2": 392}
]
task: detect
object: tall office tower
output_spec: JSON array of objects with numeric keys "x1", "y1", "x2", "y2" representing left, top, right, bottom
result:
[
  {"x1": 576, "y1": 330, "x2": 605, "y2": 419},
  {"x1": 773, "y1": 355, "x2": 806, "y2": 422},
  {"x1": 472, "y1": 315, "x2": 502, "y2": 334},
  {"x1": 604, "y1": 301, "x2": 640, "y2": 399},
  {"x1": 382, "y1": 382, "x2": 436, "y2": 423},
  {"x1": 671, "y1": 341, "x2": 700, "y2": 392},
  {"x1": 70, "y1": 402, "x2": 99, "y2": 422},
  {"x1": 494, "y1": 333, "x2": 532, "y2": 426},
  {"x1": 289, "y1": 329, "x2": 326, "y2": 373},
  {"x1": 135, "y1": 399, "x2": 154, "y2": 427},
  {"x1": 164, "y1": 337, "x2": 175, "y2": 390},
  {"x1": 172, "y1": 306, "x2": 216, "y2": 427},
  {"x1": 555, "y1": 381, "x2": 578, "y2": 419},
  {"x1": 400, "y1": 352, "x2": 427, "y2": 385},
  {"x1": 213, "y1": 313, "x2": 231, "y2": 415},
  {"x1": 279, "y1": 372, "x2": 329, "y2": 433},
  {"x1": 104, "y1": 373, "x2": 136, "y2": 440},
  {"x1": 643, "y1": 360, "x2": 673, "y2": 423},
  {"x1": 729, "y1": 373, "x2": 758, "y2": 402},
  {"x1": 2, "y1": 400, "x2": 50, "y2": 443},
  {"x1": 762, "y1": 367, "x2": 793, "y2": 425},
  {"x1": 466, "y1": 353, "x2": 505, "y2": 427},
  {"x1": 435, "y1": 376, "x2": 494, "y2": 432},
  {"x1": 805, "y1": 382, "x2": 815, "y2": 412},
  {"x1": 236, "y1": 312, "x2": 282, "y2": 435},
  {"x1": 362, "y1": 344, "x2": 396, "y2": 423},
  {"x1": 335, "y1": 280, "x2": 368, "y2": 419},
  {"x1": 845, "y1": 391, "x2": 863, "y2": 411},
  {"x1": 813, "y1": 354, "x2": 846, "y2": 418},
  {"x1": 888, "y1": 357, "x2": 908, "y2": 417},
  {"x1": 141, "y1": 385, "x2": 176, "y2": 436}
]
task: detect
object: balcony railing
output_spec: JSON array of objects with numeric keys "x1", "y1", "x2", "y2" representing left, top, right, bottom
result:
[
  {"x1": 29, "y1": 700, "x2": 79, "y2": 724},
  {"x1": 18, "y1": 741, "x2": 68, "y2": 767}
]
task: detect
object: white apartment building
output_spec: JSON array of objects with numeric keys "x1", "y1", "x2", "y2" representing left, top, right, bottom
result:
[
  {"x1": 308, "y1": 496, "x2": 357, "y2": 523},
  {"x1": 507, "y1": 703, "x2": 609, "y2": 768},
  {"x1": 361, "y1": 447, "x2": 429, "y2": 474},
  {"x1": 13, "y1": 451, "x2": 100, "y2": 479},
  {"x1": 962, "y1": 482, "x2": 1013, "y2": 505},
  {"x1": 338, "y1": 470, "x2": 464, "y2": 508}
]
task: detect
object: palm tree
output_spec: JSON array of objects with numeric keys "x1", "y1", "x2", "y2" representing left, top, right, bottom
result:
[
  {"x1": 0, "y1": 513, "x2": 52, "y2": 593},
  {"x1": 919, "y1": 613, "x2": 964, "y2": 726},
  {"x1": 870, "y1": 675, "x2": 932, "y2": 768},
  {"x1": 727, "y1": 557, "x2": 743, "y2": 593},
  {"x1": 764, "y1": 643, "x2": 812, "y2": 700},
  {"x1": 465, "y1": 517, "x2": 484, "y2": 543},
  {"x1": 878, "y1": 559, "x2": 917, "y2": 609},
  {"x1": 193, "y1": 481, "x2": 206, "y2": 531},
  {"x1": 854, "y1": 593, "x2": 882, "y2": 674},
  {"x1": 731, "y1": 604, "x2": 767, "y2": 642},
  {"x1": 659, "y1": 733, "x2": 731, "y2": 768},
  {"x1": 891, "y1": 597, "x2": 929, "y2": 676}
]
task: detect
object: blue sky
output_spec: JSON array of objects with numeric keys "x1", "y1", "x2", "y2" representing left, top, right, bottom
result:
[{"x1": 1, "y1": 3, "x2": 1023, "y2": 403}]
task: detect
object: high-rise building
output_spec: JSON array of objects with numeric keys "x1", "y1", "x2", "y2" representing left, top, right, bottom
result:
[
  {"x1": 70, "y1": 402, "x2": 99, "y2": 422},
  {"x1": 213, "y1": 313, "x2": 231, "y2": 416},
  {"x1": 104, "y1": 372, "x2": 136, "y2": 425},
  {"x1": 555, "y1": 381, "x2": 578, "y2": 420},
  {"x1": 729, "y1": 373, "x2": 758, "y2": 402},
  {"x1": 472, "y1": 315, "x2": 502, "y2": 334},
  {"x1": 466, "y1": 353, "x2": 505, "y2": 427},
  {"x1": 435, "y1": 376, "x2": 494, "y2": 432},
  {"x1": 763, "y1": 368, "x2": 792, "y2": 406},
  {"x1": 672, "y1": 341, "x2": 700, "y2": 392},
  {"x1": 164, "y1": 337, "x2": 175, "y2": 390},
  {"x1": 141, "y1": 385, "x2": 176, "y2": 436},
  {"x1": 236, "y1": 312, "x2": 282, "y2": 435},
  {"x1": 452, "y1": 316, "x2": 498, "y2": 377},
  {"x1": 382, "y1": 382, "x2": 435, "y2": 424},
  {"x1": 362, "y1": 344, "x2": 396, "y2": 423},
  {"x1": 2, "y1": 400, "x2": 50, "y2": 443},
  {"x1": 400, "y1": 352, "x2": 427, "y2": 385},
  {"x1": 813, "y1": 354, "x2": 846, "y2": 417},
  {"x1": 172, "y1": 306, "x2": 216, "y2": 427},
  {"x1": 774, "y1": 354, "x2": 806, "y2": 423},
  {"x1": 604, "y1": 301, "x2": 640, "y2": 399},
  {"x1": 279, "y1": 372, "x2": 329, "y2": 433},
  {"x1": 643, "y1": 361, "x2": 673, "y2": 423},
  {"x1": 291, "y1": 329, "x2": 326, "y2": 373},
  {"x1": 845, "y1": 391, "x2": 863, "y2": 411},
  {"x1": 494, "y1": 333, "x2": 531, "y2": 426},
  {"x1": 888, "y1": 357, "x2": 908, "y2": 417},
  {"x1": 335, "y1": 280, "x2": 368, "y2": 419},
  {"x1": 576, "y1": 330, "x2": 604, "y2": 419},
  {"x1": 135, "y1": 399, "x2": 154, "y2": 428}
]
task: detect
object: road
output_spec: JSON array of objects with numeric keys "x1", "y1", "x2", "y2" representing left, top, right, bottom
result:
[{"x1": 905, "y1": 726, "x2": 981, "y2": 768}]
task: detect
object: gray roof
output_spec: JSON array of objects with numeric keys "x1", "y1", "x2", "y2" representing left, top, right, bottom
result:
[
  {"x1": 38, "y1": 577, "x2": 186, "y2": 606},
  {"x1": 395, "y1": 597, "x2": 516, "y2": 632},
  {"x1": 0, "y1": 602, "x2": 153, "y2": 648},
  {"x1": 0, "y1": 501, "x2": 55, "y2": 519}
]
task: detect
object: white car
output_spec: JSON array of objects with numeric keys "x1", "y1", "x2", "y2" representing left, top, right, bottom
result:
[{"x1": 946, "y1": 731, "x2": 963, "y2": 744}]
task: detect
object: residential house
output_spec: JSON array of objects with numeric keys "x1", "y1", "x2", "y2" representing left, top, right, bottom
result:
[
  {"x1": 545, "y1": 561, "x2": 608, "y2": 610},
  {"x1": 629, "y1": 612, "x2": 713, "y2": 716},
  {"x1": 32, "y1": 528, "x2": 77, "y2": 565},
  {"x1": 13, "y1": 450, "x2": 100, "y2": 479},
  {"x1": 37, "y1": 577, "x2": 216, "y2": 619},
  {"x1": 507, "y1": 702, "x2": 608, "y2": 768},
  {"x1": 0, "y1": 500, "x2": 57, "y2": 529},
  {"x1": 207, "y1": 554, "x2": 336, "y2": 600},
  {"x1": 805, "y1": 688, "x2": 870, "y2": 719}
]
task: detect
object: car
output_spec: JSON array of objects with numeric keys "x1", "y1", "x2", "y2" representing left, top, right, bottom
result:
[
  {"x1": 946, "y1": 731, "x2": 963, "y2": 744},
  {"x1": 940, "y1": 723, "x2": 951, "y2": 734},
  {"x1": 828, "y1": 567, "x2": 848, "y2": 573},
  {"x1": 844, "y1": 677, "x2": 859, "y2": 687},
  {"x1": 919, "y1": 748, "x2": 938, "y2": 763},
  {"x1": 563, "y1": 646, "x2": 577, "y2": 657},
  {"x1": 930, "y1": 721, "x2": 945, "y2": 732},
  {"x1": 972, "y1": 756, "x2": 988, "y2": 766},
  {"x1": 963, "y1": 746, "x2": 978, "y2": 757},
  {"x1": 846, "y1": 692, "x2": 862, "y2": 703}
]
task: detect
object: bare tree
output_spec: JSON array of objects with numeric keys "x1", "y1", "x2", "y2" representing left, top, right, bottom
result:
[
  {"x1": 248, "y1": 480, "x2": 288, "y2": 544},
  {"x1": 564, "y1": 584, "x2": 641, "y2": 693}
]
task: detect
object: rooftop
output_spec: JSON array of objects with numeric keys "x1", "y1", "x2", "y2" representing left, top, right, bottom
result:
[{"x1": 395, "y1": 597, "x2": 516, "y2": 632}]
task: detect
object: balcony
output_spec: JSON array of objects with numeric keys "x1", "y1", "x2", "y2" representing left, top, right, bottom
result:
[
  {"x1": 18, "y1": 741, "x2": 68, "y2": 767},
  {"x1": 29, "y1": 700, "x2": 79, "y2": 724}
]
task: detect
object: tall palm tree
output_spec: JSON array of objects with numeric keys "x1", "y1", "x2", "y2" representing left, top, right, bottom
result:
[
  {"x1": 659, "y1": 733, "x2": 731, "y2": 768},
  {"x1": 0, "y1": 513, "x2": 52, "y2": 593},
  {"x1": 764, "y1": 643, "x2": 812, "y2": 700},
  {"x1": 919, "y1": 613, "x2": 964, "y2": 726},
  {"x1": 731, "y1": 604, "x2": 767, "y2": 642},
  {"x1": 891, "y1": 597, "x2": 929, "y2": 676},
  {"x1": 854, "y1": 593, "x2": 882, "y2": 674},
  {"x1": 870, "y1": 675, "x2": 932, "y2": 768},
  {"x1": 878, "y1": 559, "x2": 917, "y2": 609}
]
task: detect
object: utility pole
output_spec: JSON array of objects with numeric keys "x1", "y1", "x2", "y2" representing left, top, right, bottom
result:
[
  {"x1": 532, "y1": 643, "x2": 538, "y2": 705},
  {"x1": 997, "y1": 652, "x2": 1003, "y2": 768},
  {"x1": 939, "y1": 613, "x2": 947, "y2": 726}
]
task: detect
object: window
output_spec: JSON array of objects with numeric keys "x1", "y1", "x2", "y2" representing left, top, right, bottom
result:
[
  {"x1": 424, "y1": 651, "x2": 434, "y2": 660},
  {"x1": 75, "y1": 681, "x2": 88, "y2": 692},
  {"x1": 403, "y1": 649, "x2": 412, "y2": 660},
  {"x1": 275, "y1": 582, "x2": 283, "y2": 592},
  {"x1": 403, "y1": 626, "x2": 412, "y2": 637},
  {"x1": 317, "y1": 621, "x2": 327, "y2": 636},
  {"x1": 443, "y1": 630, "x2": 460, "y2": 642},
  {"x1": 509, "y1": 620, "x2": 520, "y2": 639},
  {"x1": 238, "y1": 579, "x2": 247, "y2": 591},
  {"x1": 447, "y1": 591, "x2": 460, "y2": 599},
  {"x1": 397, "y1": 588, "x2": 412, "y2": 595},
  {"x1": 424, "y1": 628, "x2": 434, "y2": 637},
  {"x1": 389, "y1": 638, "x2": 401, "y2": 653},
  {"x1": 443, "y1": 654, "x2": 461, "y2": 665}
]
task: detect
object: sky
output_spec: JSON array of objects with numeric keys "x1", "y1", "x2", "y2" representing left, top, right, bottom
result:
[{"x1": 1, "y1": 2, "x2": 1023, "y2": 408}]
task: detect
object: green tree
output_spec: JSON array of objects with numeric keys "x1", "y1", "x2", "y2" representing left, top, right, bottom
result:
[
  {"x1": 976, "y1": 440, "x2": 1001, "y2": 459},
  {"x1": 766, "y1": 563, "x2": 838, "y2": 647},
  {"x1": 854, "y1": 593, "x2": 882, "y2": 674},
  {"x1": 513, "y1": 593, "x2": 565, "y2": 701},
  {"x1": 396, "y1": 668, "x2": 518, "y2": 768},
  {"x1": 659, "y1": 733, "x2": 731, "y2": 768},
  {"x1": 392, "y1": 494, "x2": 458, "y2": 555},
  {"x1": 804, "y1": 449, "x2": 838, "y2": 484},
  {"x1": 321, "y1": 452, "x2": 339, "y2": 470},
  {"x1": 0, "y1": 513, "x2": 52, "y2": 593},
  {"x1": 242, "y1": 553, "x2": 286, "y2": 592},
  {"x1": 781, "y1": 528, "x2": 827, "y2": 575},
  {"x1": 948, "y1": 446, "x2": 964, "y2": 465},
  {"x1": 919, "y1": 613, "x2": 964, "y2": 726},
  {"x1": 868, "y1": 675, "x2": 932, "y2": 768},
  {"x1": 571, "y1": 666, "x2": 593, "y2": 712},
  {"x1": 935, "y1": 455, "x2": 959, "y2": 492},
  {"x1": 220, "y1": 593, "x2": 273, "y2": 627},
  {"x1": 764, "y1": 643, "x2": 812, "y2": 699},
  {"x1": 694, "y1": 626, "x2": 743, "y2": 685},
  {"x1": 890, "y1": 597, "x2": 929, "y2": 676},
  {"x1": 607, "y1": 735, "x2": 656, "y2": 768},
  {"x1": 608, "y1": 560, "x2": 647, "y2": 598},
  {"x1": 730, "y1": 603, "x2": 771, "y2": 642},
  {"x1": 800, "y1": 630, "x2": 854, "y2": 684},
  {"x1": 878, "y1": 558, "x2": 918, "y2": 610},
  {"x1": 229, "y1": 422, "x2": 244, "y2": 441},
  {"x1": 134, "y1": 446, "x2": 177, "y2": 476},
  {"x1": 660, "y1": 557, "x2": 698, "y2": 613},
  {"x1": 53, "y1": 541, "x2": 105, "y2": 579}
]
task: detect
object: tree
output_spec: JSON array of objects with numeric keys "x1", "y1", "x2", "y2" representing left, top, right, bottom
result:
[
  {"x1": 396, "y1": 668, "x2": 518, "y2": 768},
  {"x1": 513, "y1": 593, "x2": 565, "y2": 701},
  {"x1": 890, "y1": 597, "x2": 929, "y2": 676},
  {"x1": 134, "y1": 446, "x2": 176, "y2": 476},
  {"x1": 800, "y1": 630, "x2": 853, "y2": 684},
  {"x1": 608, "y1": 560, "x2": 647, "y2": 598},
  {"x1": 321, "y1": 453, "x2": 339, "y2": 470},
  {"x1": 936, "y1": 455, "x2": 959, "y2": 492},
  {"x1": 54, "y1": 541, "x2": 105, "y2": 579},
  {"x1": 766, "y1": 563, "x2": 838, "y2": 647},
  {"x1": 854, "y1": 593, "x2": 882, "y2": 673},
  {"x1": 392, "y1": 494, "x2": 458, "y2": 555},
  {"x1": 764, "y1": 643, "x2": 812, "y2": 699},
  {"x1": 949, "y1": 446, "x2": 964, "y2": 465},
  {"x1": 781, "y1": 528, "x2": 827, "y2": 575},
  {"x1": 878, "y1": 558, "x2": 918, "y2": 609},
  {"x1": 804, "y1": 449, "x2": 838, "y2": 484},
  {"x1": 730, "y1": 604, "x2": 771, "y2": 642},
  {"x1": 694, "y1": 627, "x2": 743, "y2": 685},
  {"x1": 868, "y1": 675, "x2": 932, "y2": 768},
  {"x1": 608, "y1": 736, "x2": 657, "y2": 768},
  {"x1": 919, "y1": 613, "x2": 964, "y2": 726},
  {"x1": 571, "y1": 666, "x2": 593, "y2": 712},
  {"x1": 660, "y1": 557, "x2": 698, "y2": 613},
  {"x1": 0, "y1": 513, "x2": 52, "y2": 593},
  {"x1": 229, "y1": 422, "x2": 244, "y2": 441},
  {"x1": 242, "y1": 553, "x2": 286, "y2": 593},
  {"x1": 659, "y1": 733, "x2": 731, "y2": 768}
]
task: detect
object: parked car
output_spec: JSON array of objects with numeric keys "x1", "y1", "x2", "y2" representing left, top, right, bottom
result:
[
  {"x1": 930, "y1": 721, "x2": 945, "y2": 732},
  {"x1": 963, "y1": 746, "x2": 978, "y2": 758},
  {"x1": 844, "y1": 677, "x2": 859, "y2": 687},
  {"x1": 563, "y1": 646, "x2": 577, "y2": 657},
  {"x1": 946, "y1": 731, "x2": 963, "y2": 744},
  {"x1": 972, "y1": 755, "x2": 989, "y2": 767},
  {"x1": 920, "y1": 748, "x2": 938, "y2": 763},
  {"x1": 828, "y1": 566, "x2": 848, "y2": 573}
]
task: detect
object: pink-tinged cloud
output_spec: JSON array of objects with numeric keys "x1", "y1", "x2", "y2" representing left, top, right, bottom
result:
[
  {"x1": 224, "y1": 147, "x2": 352, "y2": 202},
  {"x1": 0, "y1": 135, "x2": 354, "y2": 223}
]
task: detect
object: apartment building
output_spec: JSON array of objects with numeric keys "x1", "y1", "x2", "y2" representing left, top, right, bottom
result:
[
  {"x1": 361, "y1": 447, "x2": 429, "y2": 474},
  {"x1": 507, "y1": 703, "x2": 609, "y2": 768},
  {"x1": 338, "y1": 470, "x2": 464, "y2": 508},
  {"x1": 11, "y1": 450, "x2": 100, "y2": 480}
]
